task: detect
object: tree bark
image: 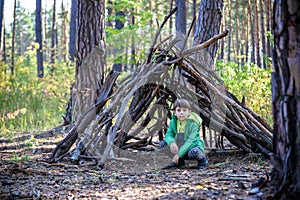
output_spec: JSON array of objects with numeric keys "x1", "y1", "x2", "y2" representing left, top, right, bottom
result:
[
  {"x1": 259, "y1": 0, "x2": 266, "y2": 68},
  {"x1": 43, "y1": 3, "x2": 48, "y2": 62},
  {"x1": 130, "y1": 6, "x2": 136, "y2": 71},
  {"x1": 36, "y1": 0, "x2": 44, "y2": 78},
  {"x1": 112, "y1": 2, "x2": 124, "y2": 72},
  {"x1": 193, "y1": 0, "x2": 223, "y2": 69},
  {"x1": 60, "y1": 1, "x2": 68, "y2": 62},
  {"x1": 234, "y1": 0, "x2": 239, "y2": 66},
  {"x1": 268, "y1": 0, "x2": 300, "y2": 198},
  {"x1": 248, "y1": 0, "x2": 255, "y2": 64},
  {"x1": 0, "y1": 0, "x2": 4, "y2": 61},
  {"x1": 241, "y1": 5, "x2": 247, "y2": 66},
  {"x1": 253, "y1": 0, "x2": 261, "y2": 67},
  {"x1": 227, "y1": 0, "x2": 231, "y2": 62},
  {"x1": 169, "y1": 0, "x2": 174, "y2": 35},
  {"x1": 175, "y1": 0, "x2": 186, "y2": 50},
  {"x1": 73, "y1": 0, "x2": 106, "y2": 123},
  {"x1": 11, "y1": 0, "x2": 17, "y2": 75},
  {"x1": 50, "y1": 0, "x2": 57, "y2": 72},
  {"x1": 68, "y1": 0, "x2": 77, "y2": 62},
  {"x1": 265, "y1": 0, "x2": 272, "y2": 60}
]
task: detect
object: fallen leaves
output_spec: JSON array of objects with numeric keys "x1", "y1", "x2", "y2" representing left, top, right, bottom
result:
[{"x1": 0, "y1": 132, "x2": 273, "y2": 199}]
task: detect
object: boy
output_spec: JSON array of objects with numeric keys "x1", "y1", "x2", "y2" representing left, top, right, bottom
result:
[{"x1": 159, "y1": 99, "x2": 207, "y2": 169}]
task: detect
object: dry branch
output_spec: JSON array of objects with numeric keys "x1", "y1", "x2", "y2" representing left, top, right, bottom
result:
[{"x1": 48, "y1": 11, "x2": 273, "y2": 165}]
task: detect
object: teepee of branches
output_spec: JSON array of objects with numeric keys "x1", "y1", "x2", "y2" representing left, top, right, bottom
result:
[{"x1": 46, "y1": 10, "x2": 273, "y2": 166}]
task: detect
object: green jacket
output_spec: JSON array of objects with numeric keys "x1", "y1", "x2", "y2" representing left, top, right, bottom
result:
[{"x1": 164, "y1": 112, "x2": 205, "y2": 158}]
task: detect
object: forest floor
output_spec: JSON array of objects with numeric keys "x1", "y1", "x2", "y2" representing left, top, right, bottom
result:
[{"x1": 0, "y1": 128, "x2": 273, "y2": 200}]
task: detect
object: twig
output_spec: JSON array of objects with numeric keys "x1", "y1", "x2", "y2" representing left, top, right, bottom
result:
[
  {"x1": 146, "y1": 7, "x2": 177, "y2": 63},
  {"x1": 182, "y1": 30, "x2": 229, "y2": 56}
]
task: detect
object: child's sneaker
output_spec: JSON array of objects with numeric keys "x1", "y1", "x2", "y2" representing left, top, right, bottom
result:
[
  {"x1": 197, "y1": 157, "x2": 208, "y2": 169},
  {"x1": 162, "y1": 159, "x2": 186, "y2": 169}
]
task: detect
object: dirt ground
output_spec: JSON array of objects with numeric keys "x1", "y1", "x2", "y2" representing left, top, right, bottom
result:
[{"x1": 0, "y1": 129, "x2": 273, "y2": 199}]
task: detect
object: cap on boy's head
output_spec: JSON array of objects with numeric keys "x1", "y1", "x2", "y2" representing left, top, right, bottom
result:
[{"x1": 173, "y1": 99, "x2": 191, "y2": 110}]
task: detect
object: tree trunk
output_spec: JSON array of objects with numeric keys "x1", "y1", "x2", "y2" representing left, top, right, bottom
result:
[
  {"x1": 68, "y1": 0, "x2": 77, "y2": 62},
  {"x1": 169, "y1": 0, "x2": 173, "y2": 35},
  {"x1": 60, "y1": 1, "x2": 68, "y2": 62},
  {"x1": 2, "y1": 26, "x2": 5, "y2": 63},
  {"x1": 192, "y1": 0, "x2": 196, "y2": 35},
  {"x1": 253, "y1": 0, "x2": 261, "y2": 67},
  {"x1": 193, "y1": 0, "x2": 223, "y2": 69},
  {"x1": 73, "y1": 0, "x2": 106, "y2": 123},
  {"x1": 50, "y1": 0, "x2": 57, "y2": 72},
  {"x1": 218, "y1": 6, "x2": 225, "y2": 61},
  {"x1": 175, "y1": 0, "x2": 186, "y2": 35},
  {"x1": 0, "y1": 0, "x2": 4, "y2": 61},
  {"x1": 227, "y1": 0, "x2": 231, "y2": 62},
  {"x1": 248, "y1": 0, "x2": 255, "y2": 64},
  {"x1": 130, "y1": 6, "x2": 136, "y2": 71},
  {"x1": 235, "y1": 0, "x2": 239, "y2": 66},
  {"x1": 265, "y1": 0, "x2": 272, "y2": 61},
  {"x1": 259, "y1": 0, "x2": 266, "y2": 68},
  {"x1": 43, "y1": 2, "x2": 48, "y2": 62},
  {"x1": 241, "y1": 5, "x2": 247, "y2": 66},
  {"x1": 175, "y1": 0, "x2": 186, "y2": 49},
  {"x1": 36, "y1": 0, "x2": 44, "y2": 78},
  {"x1": 11, "y1": 0, "x2": 17, "y2": 75},
  {"x1": 268, "y1": 0, "x2": 300, "y2": 198},
  {"x1": 112, "y1": 2, "x2": 124, "y2": 72}
]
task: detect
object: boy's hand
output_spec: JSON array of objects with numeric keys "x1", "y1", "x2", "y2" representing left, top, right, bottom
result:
[
  {"x1": 170, "y1": 142, "x2": 178, "y2": 154},
  {"x1": 172, "y1": 154, "x2": 179, "y2": 164}
]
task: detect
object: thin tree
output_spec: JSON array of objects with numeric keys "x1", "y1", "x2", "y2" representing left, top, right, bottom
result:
[
  {"x1": 259, "y1": 0, "x2": 266, "y2": 68},
  {"x1": 43, "y1": 1, "x2": 48, "y2": 62},
  {"x1": 265, "y1": 0, "x2": 272, "y2": 60},
  {"x1": 112, "y1": 1, "x2": 124, "y2": 72},
  {"x1": 50, "y1": 0, "x2": 57, "y2": 73},
  {"x1": 0, "y1": 0, "x2": 4, "y2": 60},
  {"x1": 11, "y1": 0, "x2": 17, "y2": 75},
  {"x1": 192, "y1": 0, "x2": 196, "y2": 35},
  {"x1": 175, "y1": 0, "x2": 186, "y2": 35},
  {"x1": 248, "y1": 0, "x2": 255, "y2": 64},
  {"x1": 36, "y1": 0, "x2": 44, "y2": 78},
  {"x1": 234, "y1": 0, "x2": 240, "y2": 65},
  {"x1": 130, "y1": 6, "x2": 136, "y2": 71},
  {"x1": 175, "y1": 0, "x2": 186, "y2": 49},
  {"x1": 169, "y1": 0, "x2": 174, "y2": 35},
  {"x1": 68, "y1": 0, "x2": 77, "y2": 62},
  {"x1": 253, "y1": 0, "x2": 261, "y2": 67},
  {"x1": 241, "y1": 4, "x2": 247, "y2": 66},
  {"x1": 267, "y1": 0, "x2": 300, "y2": 199},
  {"x1": 60, "y1": 0, "x2": 68, "y2": 62},
  {"x1": 227, "y1": 0, "x2": 231, "y2": 62},
  {"x1": 193, "y1": 0, "x2": 224, "y2": 69}
]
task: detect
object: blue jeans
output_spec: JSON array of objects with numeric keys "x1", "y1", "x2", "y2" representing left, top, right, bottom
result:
[{"x1": 158, "y1": 140, "x2": 206, "y2": 162}]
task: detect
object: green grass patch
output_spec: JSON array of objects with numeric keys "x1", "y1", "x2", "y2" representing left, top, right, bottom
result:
[{"x1": 8, "y1": 154, "x2": 32, "y2": 162}]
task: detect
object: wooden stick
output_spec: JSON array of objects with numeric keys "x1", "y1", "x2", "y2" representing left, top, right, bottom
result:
[{"x1": 182, "y1": 30, "x2": 229, "y2": 55}]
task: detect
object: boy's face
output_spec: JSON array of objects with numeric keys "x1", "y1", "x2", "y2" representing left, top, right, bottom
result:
[{"x1": 174, "y1": 106, "x2": 190, "y2": 122}]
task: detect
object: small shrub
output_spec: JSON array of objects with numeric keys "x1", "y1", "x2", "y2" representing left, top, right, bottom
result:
[{"x1": 216, "y1": 60, "x2": 272, "y2": 125}]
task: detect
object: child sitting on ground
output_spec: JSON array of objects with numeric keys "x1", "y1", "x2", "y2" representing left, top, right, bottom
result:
[{"x1": 159, "y1": 98, "x2": 207, "y2": 169}]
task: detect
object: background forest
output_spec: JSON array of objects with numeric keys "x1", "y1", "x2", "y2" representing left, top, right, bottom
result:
[{"x1": 0, "y1": 0, "x2": 272, "y2": 135}]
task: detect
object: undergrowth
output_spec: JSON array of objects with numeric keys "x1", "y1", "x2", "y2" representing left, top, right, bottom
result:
[
  {"x1": 216, "y1": 60, "x2": 272, "y2": 125},
  {"x1": 0, "y1": 47, "x2": 75, "y2": 136}
]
